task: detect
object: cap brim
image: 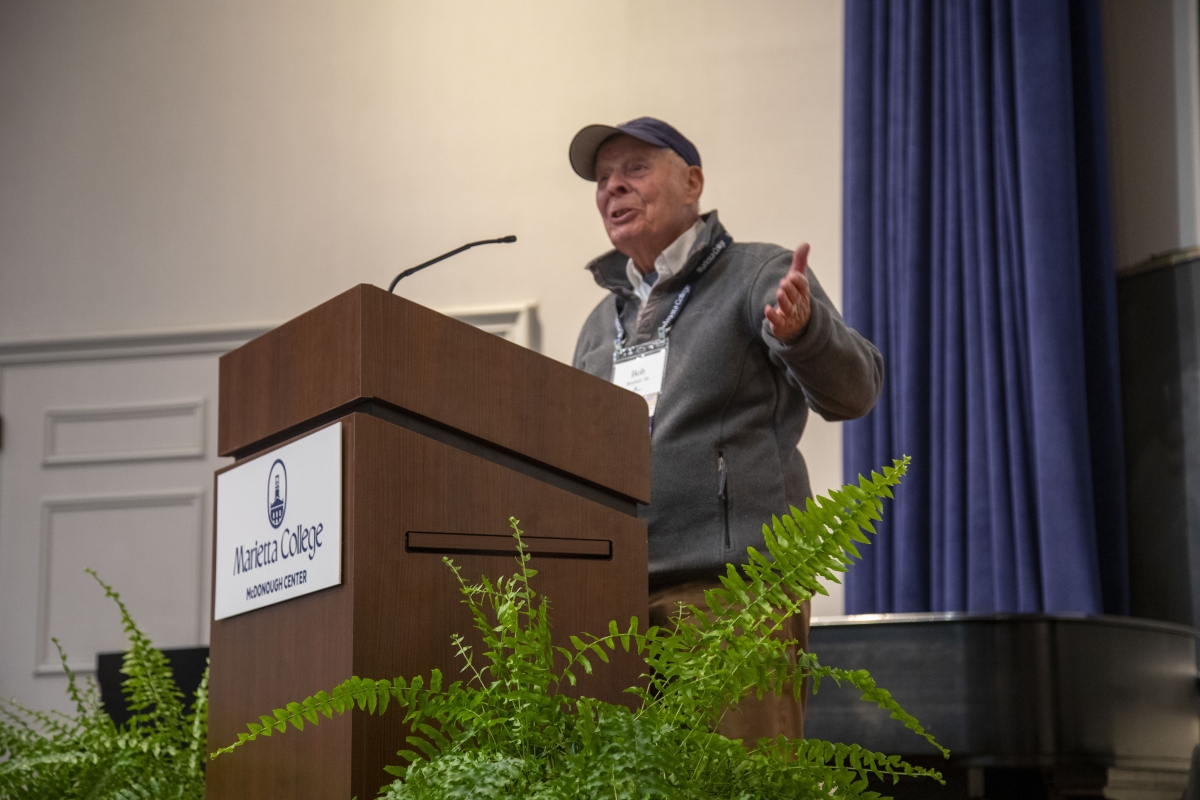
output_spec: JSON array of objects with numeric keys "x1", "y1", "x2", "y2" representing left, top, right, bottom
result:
[{"x1": 569, "y1": 124, "x2": 622, "y2": 181}]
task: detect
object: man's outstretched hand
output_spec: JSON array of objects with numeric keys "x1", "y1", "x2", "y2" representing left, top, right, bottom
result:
[{"x1": 765, "y1": 243, "x2": 812, "y2": 343}]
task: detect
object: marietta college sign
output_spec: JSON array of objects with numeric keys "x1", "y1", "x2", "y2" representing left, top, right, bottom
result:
[{"x1": 214, "y1": 422, "x2": 342, "y2": 620}]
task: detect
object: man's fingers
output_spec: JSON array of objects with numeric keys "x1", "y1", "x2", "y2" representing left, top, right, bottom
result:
[
  {"x1": 764, "y1": 304, "x2": 783, "y2": 335},
  {"x1": 776, "y1": 286, "x2": 795, "y2": 316},
  {"x1": 791, "y1": 243, "x2": 810, "y2": 276},
  {"x1": 780, "y1": 265, "x2": 810, "y2": 303},
  {"x1": 785, "y1": 269, "x2": 810, "y2": 293},
  {"x1": 780, "y1": 279, "x2": 803, "y2": 306}
]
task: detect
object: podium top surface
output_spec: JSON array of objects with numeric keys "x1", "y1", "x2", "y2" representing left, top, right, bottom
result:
[{"x1": 218, "y1": 285, "x2": 650, "y2": 503}]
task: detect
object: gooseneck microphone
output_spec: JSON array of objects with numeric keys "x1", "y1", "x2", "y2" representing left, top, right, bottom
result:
[{"x1": 388, "y1": 235, "x2": 517, "y2": 293}]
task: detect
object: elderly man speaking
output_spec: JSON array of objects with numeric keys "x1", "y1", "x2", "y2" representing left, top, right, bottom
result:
[{"x1": 570, "y1": 117, "x2": 883, "y2": 740}]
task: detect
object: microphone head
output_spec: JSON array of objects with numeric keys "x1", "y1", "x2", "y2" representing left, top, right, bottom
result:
[{"x1": 499, "y1": 235, "x2": 517, "y2": 243}]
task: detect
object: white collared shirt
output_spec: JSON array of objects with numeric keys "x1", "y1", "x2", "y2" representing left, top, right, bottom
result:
[{"x1": 625, "y1": 219, "x2": 706, "y2": 304}]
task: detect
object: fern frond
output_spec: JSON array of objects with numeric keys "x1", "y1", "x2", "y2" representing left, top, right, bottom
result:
[{"x1": 0, "y1": 569, "x2": 206, "y2": 799}]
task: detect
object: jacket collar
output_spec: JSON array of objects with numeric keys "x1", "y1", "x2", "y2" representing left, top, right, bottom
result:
[{"x1": 586, "y1": 210, "x2": 726, "y2": 296}]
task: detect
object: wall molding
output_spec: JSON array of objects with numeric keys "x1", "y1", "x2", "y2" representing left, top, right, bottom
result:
[
  {"x1": 35, "y1": 489, "x2": 206, "y2": 674},
  {"x1": 0, "y1": 323, "x2": 277, "y2": 366},
  {"x1": 438, "y1": 302, "x2": 540, "y2": 350},
  {"x1": 43, "y1": 398, "x2": 207, "y2": 467},
  {"x1": 0, "y1": 304, "x2": 536, "y2": 366}
]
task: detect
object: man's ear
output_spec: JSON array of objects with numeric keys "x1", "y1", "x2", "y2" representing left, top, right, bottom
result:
[{"x1": 685, "y1": 166, "x2": 705, "y2": 205}]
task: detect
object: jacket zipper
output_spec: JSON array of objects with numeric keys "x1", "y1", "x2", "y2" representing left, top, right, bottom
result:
[{"x1": 717, "y1": 453, "x2": 730, "y2": 550}]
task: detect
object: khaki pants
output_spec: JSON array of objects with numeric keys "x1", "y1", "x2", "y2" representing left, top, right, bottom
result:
[{"x1": 648, "y1": 579, "x2": 811, "y2": 743}]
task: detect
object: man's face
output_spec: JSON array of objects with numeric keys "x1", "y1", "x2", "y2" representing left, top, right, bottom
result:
[{"x1": 594, "y1": 135, "x2": 702, "y2": 257}]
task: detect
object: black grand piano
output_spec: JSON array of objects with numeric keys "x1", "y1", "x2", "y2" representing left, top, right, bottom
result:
[{"x1": 805, "y1": 613, "x2": 1198, "y2": 799}]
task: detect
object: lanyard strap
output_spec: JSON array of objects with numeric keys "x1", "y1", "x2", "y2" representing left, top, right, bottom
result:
[{"x1": 613, "y1": 233, "x2": 732, "y2": 347}]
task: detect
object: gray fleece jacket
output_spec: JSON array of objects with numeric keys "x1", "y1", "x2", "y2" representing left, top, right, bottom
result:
[{"x1": 572, "y1": 211, "x2": 883, "y2": 589}]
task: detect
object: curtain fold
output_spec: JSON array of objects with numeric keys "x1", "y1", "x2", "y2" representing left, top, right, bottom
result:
[{"x1": 842, "y1": 0, "x2": 1128, "y2": 615}]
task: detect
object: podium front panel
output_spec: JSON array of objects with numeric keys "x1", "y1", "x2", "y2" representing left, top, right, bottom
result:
[{"x1": 208, "y1": 413, "x2": 647, "y2": 799}]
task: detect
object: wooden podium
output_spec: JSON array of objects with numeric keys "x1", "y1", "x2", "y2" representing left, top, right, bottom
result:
[{"x1": 206, "y1": 285, "x2": 650, "y2": 799}]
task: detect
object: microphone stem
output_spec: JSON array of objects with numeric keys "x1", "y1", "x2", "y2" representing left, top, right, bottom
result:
[{"x1": 388, "y1": 237, "x2": 516, "y2": 293}]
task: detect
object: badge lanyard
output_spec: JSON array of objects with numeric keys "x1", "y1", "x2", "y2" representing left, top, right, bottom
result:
[{"x1": 611, "y1": 233, "x2": 731, "y2": 430}]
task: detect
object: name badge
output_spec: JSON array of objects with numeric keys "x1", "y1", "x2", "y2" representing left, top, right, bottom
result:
[{"x1": 612, "y1": 338, "x2": 668, "y2": 416}]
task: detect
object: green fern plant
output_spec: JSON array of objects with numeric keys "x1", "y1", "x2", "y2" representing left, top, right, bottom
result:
[
  {"x1": 0, "y1": 571, "x2": 209, "y2": 800},
  {"x1": 215, "y1": 457, "x2": 945, "y2": 798}
]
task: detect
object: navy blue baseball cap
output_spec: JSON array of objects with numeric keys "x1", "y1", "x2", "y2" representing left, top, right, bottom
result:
[{"x1": 569, "y1": 117, "x2": 702, "y2": 181}]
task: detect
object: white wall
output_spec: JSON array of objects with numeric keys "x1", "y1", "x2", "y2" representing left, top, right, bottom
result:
[
  {"x1": 0, "y1": 0, "x2": 851, "y2": 696},
  {"x1": 0, "y1": 1, "x2": 846, "y2": 356}
]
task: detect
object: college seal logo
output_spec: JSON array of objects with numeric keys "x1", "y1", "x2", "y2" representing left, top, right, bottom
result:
[{"x1": 267, "y1": 459, "x2": 287, "y2": 528}]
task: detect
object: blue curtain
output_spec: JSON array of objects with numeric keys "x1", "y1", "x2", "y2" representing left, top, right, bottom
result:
[{"x1": 842, "y1": 0, "x2": 1128, "y2": 615}]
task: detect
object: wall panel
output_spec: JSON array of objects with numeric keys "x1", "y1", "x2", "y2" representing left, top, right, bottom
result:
[{"x1": 37, "y1": 490, "x2": 205, "y2": 673}]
